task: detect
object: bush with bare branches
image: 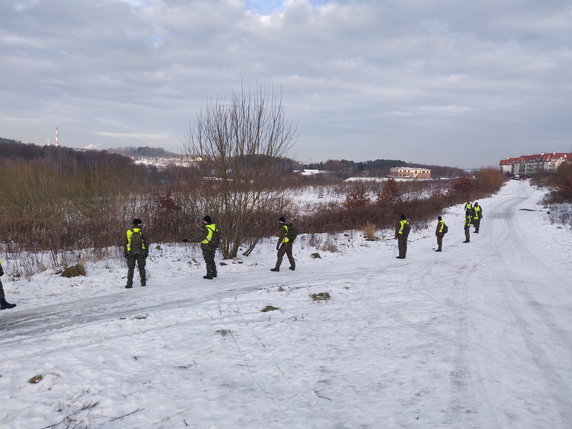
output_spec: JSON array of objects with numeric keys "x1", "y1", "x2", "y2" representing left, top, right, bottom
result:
[{"x1": 184, "y1": 84, "x2": 296, "y2": 258}]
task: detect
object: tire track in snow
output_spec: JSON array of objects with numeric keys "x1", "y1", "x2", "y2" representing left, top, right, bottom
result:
[{"x1": 489, "y1": 184, "x2": 572, "y2": 427}]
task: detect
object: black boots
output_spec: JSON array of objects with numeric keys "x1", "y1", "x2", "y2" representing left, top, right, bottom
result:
[
  {"x1": 0, "y1": 298, "x2": 16, "y2": 310},
  {"x1": 271, "y1": 267, "x2": 294, "y2": 272}
]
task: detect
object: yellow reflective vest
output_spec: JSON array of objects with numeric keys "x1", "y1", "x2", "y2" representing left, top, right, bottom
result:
[
  {"x1": 201, "y1": 224, "x2": 218, "y2": 244},
  {"x1": 398, "y1": 219, "x2": 410, "y2": 235},
  {"x1": 125, "y1": 228, "x2": 146, "y2": 253}
]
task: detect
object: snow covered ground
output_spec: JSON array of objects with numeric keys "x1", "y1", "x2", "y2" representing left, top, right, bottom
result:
[{"x1": 1, "y1": 180, "x2": 571, "y2": 428}]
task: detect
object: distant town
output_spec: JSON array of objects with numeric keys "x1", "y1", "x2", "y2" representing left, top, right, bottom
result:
[{"x1": 499, "y1": 153, "x2": 572, "y2": 177}]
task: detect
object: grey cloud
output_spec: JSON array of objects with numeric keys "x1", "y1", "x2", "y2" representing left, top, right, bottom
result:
[{"x1": 1, "y1": 0, "x2": 571, "y2": 167}]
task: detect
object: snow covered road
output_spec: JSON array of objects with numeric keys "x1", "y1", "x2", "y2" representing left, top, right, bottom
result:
[{"x1": 1, "y1": 180, "x2": 571, "y2": 428}]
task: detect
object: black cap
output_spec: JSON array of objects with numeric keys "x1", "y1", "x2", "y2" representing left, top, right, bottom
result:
[
  {"x1": 203, "y1": 216, "x2": 212, "y2": 223},
  {"x1": 400, "y1": 214, "x2": 406, "y2": 219},
  {"x1": 133, "y1": 218, "x2": 142, "y2": 226},
  {"x1": 278, "y1": 216, "x2": 286, "y2": 222},
  {"x1": 438, "y1": 216, "x2": 442, "y2": 220}
]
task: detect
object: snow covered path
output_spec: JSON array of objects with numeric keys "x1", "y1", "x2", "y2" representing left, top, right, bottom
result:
[{"x1": 1, "y1": 180, "x2": 571, "y2": 428}]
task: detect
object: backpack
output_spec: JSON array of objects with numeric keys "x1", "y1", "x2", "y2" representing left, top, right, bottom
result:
[
  {"x1": 130, "y1": 229, "x2": 144, "y2": 253},
  {"x1": 286, "y1": 223, "x2": 298, "y2": 242},
  {"x1": 209, "y1": 226, "x2": 221, "y2": 248},
  {"x1": 442, "y1": 223, "x2": 448, "y2": 234},
  {"x1": 401, "y1": 221, "x2": 411, "y2": 236}
]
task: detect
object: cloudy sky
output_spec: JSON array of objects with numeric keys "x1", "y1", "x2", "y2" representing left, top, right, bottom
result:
[{"x1": 1, "y1": 0, "x2": 571, "y2": 168}]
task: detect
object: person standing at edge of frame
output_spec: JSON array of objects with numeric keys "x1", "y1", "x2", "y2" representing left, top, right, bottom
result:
[
  {"x1": 200, "y1": 216, "x2": 220, "y2": 280},
  {"x1": 395, "y1": 214, "x2": 411, "y2": 259},
  {"x1": 473, "y1": 202, "x2": 483, "y2": 233},
  {"x1": 0, "y1": 258, "x2": 16, "y2": 310},
  {"x1": 124, "y1": 218, "x2": 148, "y2": 288},
  {"x1": 435, "y1": 216, "x2": 448, "y2": 252},
  {"x1": 270, "y1": 216, "x2": 296, "y2": 272}
]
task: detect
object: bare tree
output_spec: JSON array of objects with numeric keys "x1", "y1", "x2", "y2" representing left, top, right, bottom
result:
[{"x1": 185, "y1": 84, "x2": 296, "y2": 258}]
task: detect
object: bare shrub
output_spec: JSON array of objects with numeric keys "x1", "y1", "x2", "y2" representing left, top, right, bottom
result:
[
  {"x1": 343, "y1": 183, "x2": 371, "y2": 208},
  {"x1": 541, "y1": 163, "x2": 572, "y2": 204},
  {"x1": 451, "y1": 176, "x2": 478, "y2": 199},
  {"x1": 474, "y1": 168, "x2": 506, "y2": 194},
  {"x1": 184, "y1": 84, "x2": 296, "y2": 259},
  {"x1": 376, "y1": 179, "x2": 401, "y2": 205}
]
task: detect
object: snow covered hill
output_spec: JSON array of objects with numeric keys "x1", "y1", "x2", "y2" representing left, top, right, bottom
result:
[{"x1": 1, "y1": 180, "x2": 571, "y2": 428}]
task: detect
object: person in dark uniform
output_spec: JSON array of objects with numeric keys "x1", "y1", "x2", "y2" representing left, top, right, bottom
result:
[
  {"x1": 463, "y1": 212, "x2": 472, "y2": 243},
  {"x1": 395, "y1": 214, "x2": 411, "y2": 259},
  {"x1": 271, "y1": 217, "x2": 296, "y2": 272},
  {"x1": 124, "y1": 218, "x2": 148, "y2": 288},
  {"x1": 200, "y1": 216, "x2": 219, "y2": 279},
  {"x1": 435, "y1": 216, "x2": 447, "y2": 252},
  {"x1": 464, "y1": 201, "x2": 474, "y2": 217},
  {"x1": 473, "y1": 202, "x2": 483, "y2": 233},
  {"x1": 0, "y1": 259, "x2": 16, "y2": 310}
]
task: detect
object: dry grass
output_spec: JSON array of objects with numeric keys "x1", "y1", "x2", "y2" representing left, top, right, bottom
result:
[
  {"x1": 310, "y1": 292, "x2": 331, "y2": 302},
  {"x1": 58, "y1": 263, "x2": 86, "y2": 278},
  {"x1": 363, "y1": 221, "x2": 377, "y2": 241}
]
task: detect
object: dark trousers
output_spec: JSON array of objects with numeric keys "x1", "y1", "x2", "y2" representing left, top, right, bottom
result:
[
  {"x1": 127, "y1": 254, "x2": 146, "y2": 286},
  {"x1": 275, "y1": 242, "x2": 295, "y2": 269},
  {"x1": 397, "y1": 236, "x2": 408, "y2": 258},
  {"x1": 473, "y1": 219, "x2": 481, "y2": 233},
  {"x1": 202, "y1": 246, "x2": 217, "y2": 277},
  {"x1": 464, "y1": 226, "x2": 471, "y2": 242},
  {"x1": 0, "y1": 279, "x2": 5, "y2": 300},
  {"x1": 436, "y1": 234, "x2": 444, "y2": 251}
]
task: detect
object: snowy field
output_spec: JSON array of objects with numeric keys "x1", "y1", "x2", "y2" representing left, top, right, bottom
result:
[
  {"x1": 285, "y1": 179, "x2": 447, "y2": 214},
  {"x1": 1, "y1": 180, "x2": 571, "y2": 428}
]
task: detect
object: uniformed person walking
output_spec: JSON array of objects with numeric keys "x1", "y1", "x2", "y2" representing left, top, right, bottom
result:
[
  {"x1": 271, "y1": 217, "x2": 296, "y2": 272},
  {"x1": 124, "y1": 218, "x2": 148, "y2": 288},
  {"x1": 395, "y1": 214, "x2": 411, "y2": 259}
]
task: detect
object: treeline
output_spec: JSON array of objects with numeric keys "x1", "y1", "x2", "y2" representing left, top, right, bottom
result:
[
  {"x1": 0, "y1": 140, "x2": 506, "y2": 276},
  {"x1": 305, "y1": 158, "x2": 465, "y2": 178},
  {"x1": 0, "y1": 142, "x2": 201, "y2": 263},
  {"x1": 108, "y1": 146, "x2": 180, "y2": 158},
  {"x1": 0, "y1": 140, "x2": 134, "y2": 169}
]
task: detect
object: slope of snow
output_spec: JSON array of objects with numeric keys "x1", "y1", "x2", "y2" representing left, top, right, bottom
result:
[{"x1": 1, "y1": 180, "x2": 571, "y2": 428}]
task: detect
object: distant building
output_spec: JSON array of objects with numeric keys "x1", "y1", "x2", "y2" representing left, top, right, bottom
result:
[
  {"x1": 499, "y1": 157, "x2": 517, "y2": 175},
  {"x1": 499, "y1": 153, "x2": 572, "y2": 176},
  {"x1": 543, "y1": 153, "x2": 571, "y2": 173},
  {"x1": 389, "y1": 167, "x2": 431, "y2": 179}
]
